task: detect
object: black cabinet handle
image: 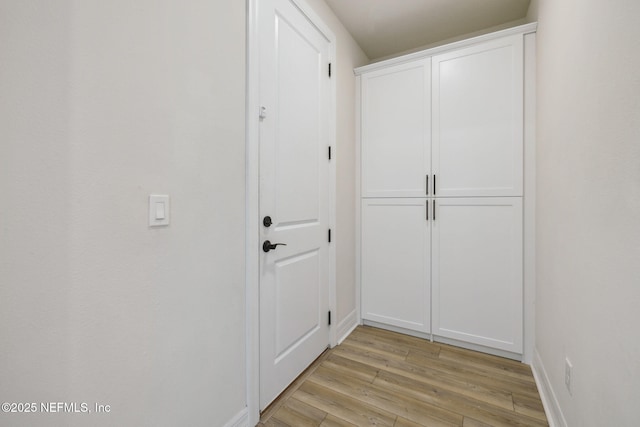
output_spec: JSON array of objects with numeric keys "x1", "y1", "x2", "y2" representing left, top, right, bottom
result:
[
  {"x1": 263, "y1": 240, "x2": 287, "y2": 253},
  {"x1": 426, "y1": 200, "x2": 429, "y2": 221},
  {"x1": 433, "y1": 174, "x2": 436, "y2": 195},
  {"x1": 426, "y1": 175, "x2": 429, "y2": 195}
]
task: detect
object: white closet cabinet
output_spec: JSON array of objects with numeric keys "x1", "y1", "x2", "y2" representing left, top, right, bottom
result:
[
  {"x1": 432, "y1": 35, "x2": 523, "y2": 197},
  {"x1": 357, "y1": 27, "x2": 534, "y2": 357},
  {"x1": 361, "y1": 59, "x2": 431, "y2": 198},
  {"x1": 432, "y1": 198, "x2": 523, "y2": 352},
  {"x1": 361, "y1": 199, "x2": 431, "y2": 333}
]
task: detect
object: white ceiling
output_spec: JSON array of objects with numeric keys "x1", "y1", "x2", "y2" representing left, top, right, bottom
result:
[{"x1": 324, "y1": 0, "x2": 531, "y2": 60}]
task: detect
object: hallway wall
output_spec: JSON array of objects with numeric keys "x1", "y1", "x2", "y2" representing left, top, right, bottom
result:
[
  {"x1": 0, "y1": 1, "x2": 246, "y2": 425},
  {"x1": 528, "y1": 1, "x2": 640, "y2": 425}
]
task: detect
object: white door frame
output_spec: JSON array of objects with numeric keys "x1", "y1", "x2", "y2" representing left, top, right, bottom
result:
[{"x1": 245, "y1": 0, "x2": 336, "y2": 423}]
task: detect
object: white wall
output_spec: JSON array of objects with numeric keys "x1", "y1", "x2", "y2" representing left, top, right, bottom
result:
[
  {"x1": 372, "y1": 18, "x2": 528, "y2": 63},
  {"x1": 0, "y1": 1, "x2": 246, "y2": 426},
  {"x1": 528, "y1": 1, "x2": 640, "y2": 425},
  {"x1": 302, "y1": 0, "x2": 369, "y2": 331}
]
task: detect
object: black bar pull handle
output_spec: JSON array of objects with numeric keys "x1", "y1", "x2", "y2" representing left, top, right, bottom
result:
[
  {"x1": 433, "y1": 200, "x2": 436, "y2": 221},
  {"x1": 433, "y1": 174, "x2": 436, "y2": 195},
  {"x1": 426, "y1": 200, "x2": 429, "y2": 221},
  {"x1": 426, "y1": 175, "x2": 429, "y2": 195}
]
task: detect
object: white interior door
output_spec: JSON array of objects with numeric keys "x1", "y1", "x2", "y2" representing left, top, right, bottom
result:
[
  {"x1": 432, "y1": 35, "x2": 523, "y2": 197},
  {"x1": 259, "y1": 0, "x2": 332, "y2": 410},
  {"x1": 431, "y1": 197, "x2": 523, "y2": 353},
  {"x1": 361, "y1": 198, "x2": 431, "y2": 333}
]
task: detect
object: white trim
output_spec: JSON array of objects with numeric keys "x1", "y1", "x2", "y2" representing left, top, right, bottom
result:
[
  {"x1": 362, "y1": 320, "x2": 432, "y2": 340},
  {"x1": 224, "y1": 407, "x2": 249, "y2": 427},
  {"x1": 433, "y1": 334, "x2": 522, "y2": 362},
  {"x1": 245, "y1": 0, "x2": 260, "y2": 425},
  {"x1": 522, "y1": 32, "x2": 537, "y2": 365},
  {"x1": 336, "y1": 309, "x2": 359, "y2": 344},
  {"x1": 354, "y1": 75, "x2": 362, "y2": 328},
  {"x1": 246, "y1": 0, "x2": 336, "y2": 423},
  {"x1": 363, "y1": 320, "x2": 523, "y2": 361},
  {"x1": 532, "y1": 349, "x2": 568, "y2": 427},
  {"x1": 355, "y1": 23, "x2": 538, "y2": 75},
  {"x1": 325, "y1": 15, "x2": 337, "y2": 351},
  {"x1": 288, "y1": 0, "x2": 334, "y2": 44}
]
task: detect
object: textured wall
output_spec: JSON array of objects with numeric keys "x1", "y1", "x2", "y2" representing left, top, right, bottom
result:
[
  {"x1": 528, "y1": 0, "x2": 640, "y2": 425},
  {"x1": 0, "y1": 1, "x2": 246, "y2": 425}
]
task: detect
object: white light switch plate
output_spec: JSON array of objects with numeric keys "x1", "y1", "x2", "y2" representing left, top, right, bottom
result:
[{"x1": 149, "y1": 195, "x2": 170, "y2": 226}]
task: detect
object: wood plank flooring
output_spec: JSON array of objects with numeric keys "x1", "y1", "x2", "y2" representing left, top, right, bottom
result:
[{"x1": 258, "y1": 326, "x2": 548, "y2": 427}]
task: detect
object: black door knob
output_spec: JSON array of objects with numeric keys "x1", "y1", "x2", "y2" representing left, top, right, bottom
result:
[
  {"x1": 263, "y1": 216, "x2": 272, "y2": 227},
  {"x1": 263, "y1": 240, "x2": 287, "y2": 253}
]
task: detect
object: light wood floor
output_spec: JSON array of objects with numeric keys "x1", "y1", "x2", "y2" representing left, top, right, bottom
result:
[{"x1": 258, "y1": 326, "x2": 548, "y2": 427}]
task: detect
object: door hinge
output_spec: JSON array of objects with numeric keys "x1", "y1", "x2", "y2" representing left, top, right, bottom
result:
[
  {"x1": 328, "y1": 310, "x2": 332, "y2": 326},
  {"x1": 328, "y1": 229, "x2": 332, "y2": 243},
  {"x1": 328, "y1": 146, "x2": 332, "y2": 160},
  {"x1": 328, "y1": 62, "x2": 332, "y2": 78}
]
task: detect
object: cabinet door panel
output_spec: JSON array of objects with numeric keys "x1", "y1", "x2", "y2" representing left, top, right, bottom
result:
[
  {"x1": 432, "y1": 35, "x2": 523, "y2": 197},
  {"x1": 361, "y1": 199, "x2": 431, "y2": 333},
  {"x1": 361, "y1": 60, "x2": 431, "y2": 197},
  {"x1": 432, "y1": 198, "x2": 522, "y2": 353}
]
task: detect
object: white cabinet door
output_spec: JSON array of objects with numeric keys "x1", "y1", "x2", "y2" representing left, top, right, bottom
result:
[
  {"x1": 361, "y1": 60, "x2": 431, "y2": 198},
  {"x1": 432, "y1": 198, "x2": 523, "y2": 353},
  {"x1": 361, "y1": 199, "x2": 431, "y2": 333},
  {"x1": 432, "y1": 35, "x2": 523, "y2": 197}
]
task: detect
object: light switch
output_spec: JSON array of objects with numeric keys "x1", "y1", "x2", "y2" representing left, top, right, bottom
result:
[
  {"x1": 149, "y1": 195, "x2": 170, "y2": 226},
  {"x1": 155, "y1": 202, "x2": 166, "y2": 220}
]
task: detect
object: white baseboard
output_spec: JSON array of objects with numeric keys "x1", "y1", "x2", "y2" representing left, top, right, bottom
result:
[
  {"x1": 336, "y1": 309, "x2": 358, "y2": 344},
  {"x1": 224, "y1": 406, "x2": 248, "y2": 427},
  {"x1": 531, "y1": 348, "x2": 568, "y2": 427}
]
